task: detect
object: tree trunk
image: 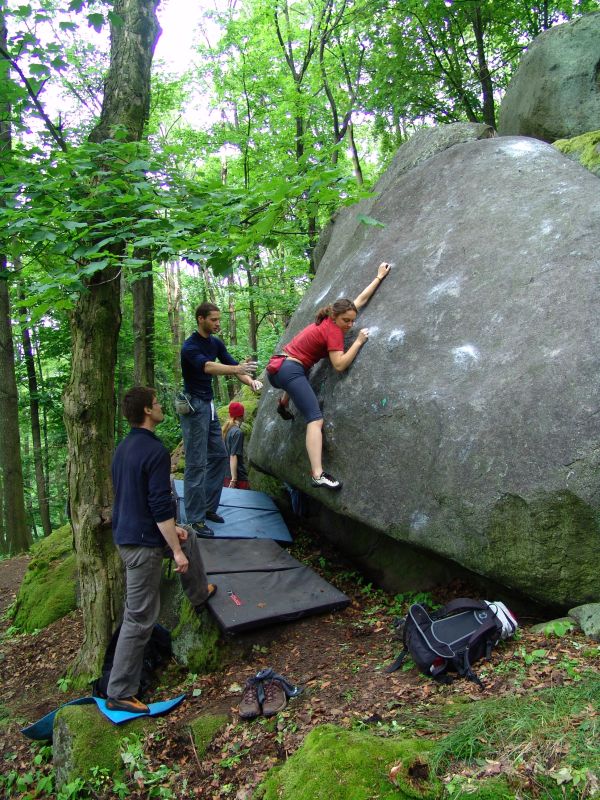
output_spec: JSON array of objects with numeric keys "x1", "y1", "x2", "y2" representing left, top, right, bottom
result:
[
  {"x1": 471, "y1": 4, "x2": 496, "y2": 128},
  {"x1": 347, "y1": 122, "x2": 364, "y2": 186},
  {"x1": 20, "y1": 306, "x2": 52, "y2": 537},
  {"x1": 63, "y1": 0, "x2": 161, "y2": 678},
  {"x1": 132, "y1": 266, "x2": 155, "y2": 387},
  {"x1": 0, "y1": 14, "x2": 31, "y2": 554},
  {"x1": 164, "y1": 261, "x2": 183, "y2": 383}
]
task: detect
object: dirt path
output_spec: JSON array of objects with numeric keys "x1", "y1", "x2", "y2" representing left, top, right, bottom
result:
[{"x1": 0, "y1": 555, "x2": 28, "y2": 622}]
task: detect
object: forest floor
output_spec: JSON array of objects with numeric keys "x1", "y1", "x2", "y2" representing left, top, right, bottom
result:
[{"x1": 0, "y1": 525, "x2": 599, "y2": 799}]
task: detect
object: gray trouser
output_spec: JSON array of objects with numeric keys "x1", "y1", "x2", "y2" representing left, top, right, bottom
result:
[
  {"x1": 180, "y1": 396, "x2": 228, "y2": 523},
  {"x1": 107, "y1": 534, "x2": 210, "y2": 700}
]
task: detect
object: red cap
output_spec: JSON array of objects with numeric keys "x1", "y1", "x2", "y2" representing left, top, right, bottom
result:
[{"x1": 229, "y1": 402, "x2": 245, "y2": 419}]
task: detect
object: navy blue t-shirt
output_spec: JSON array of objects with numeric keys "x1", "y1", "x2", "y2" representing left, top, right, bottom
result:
[
  {"x1": 111, "y1": 427, "x2": 174, "y2": 547},
  {"x1": 181, "y1": 331, "x2": 238, "y2": 400}
]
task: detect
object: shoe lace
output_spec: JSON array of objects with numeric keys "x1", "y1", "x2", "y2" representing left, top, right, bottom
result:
[
  {"x1": 263, "y1": 680, "x2": 281, "y2": 701},
  {"x1": 242, "y1": 684, "x2": 258, "y2": 703}
]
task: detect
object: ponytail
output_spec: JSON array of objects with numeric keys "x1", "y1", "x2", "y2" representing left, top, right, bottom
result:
[
  {"x1": 222, "y1": 416, "x2": 237, "y2": 440},
  {"x1": 315, "y1": 298, "x2": 357, "y2": 325},
  {"x1": 315, "y1": 305, "x2": 333, "y2": 325}
]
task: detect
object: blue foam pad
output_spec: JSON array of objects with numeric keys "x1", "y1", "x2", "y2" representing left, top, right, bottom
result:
[
  {"x1": 172, "y1": 481, "x2": 292, "y2": 542},
  {"x1": 21, "y1": 695, "x2": 186, "y2": 740}
]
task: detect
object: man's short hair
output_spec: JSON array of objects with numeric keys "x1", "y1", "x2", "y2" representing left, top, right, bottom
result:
[
  {"x1": 195, "y1": 302, "x2": 220, "y2": 323},
  {"x1": 122, "y1": 387, "x2": 156, "y2": 425}
]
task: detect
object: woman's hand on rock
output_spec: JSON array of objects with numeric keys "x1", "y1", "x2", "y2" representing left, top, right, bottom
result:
[
  {"x1": 357, "y1": 327, "x2": 370, "y2": 344},
  {"x1": 377, "y1": 262, "x2": 391, "y2": 280}
]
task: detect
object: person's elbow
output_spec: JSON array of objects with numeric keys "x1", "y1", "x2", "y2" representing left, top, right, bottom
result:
[
  {"x1": 330, "y1": 358, "x2": 347, "y2": 373},
  {"x1": 204, "y1": 361, "x2": 218, "y2": 375}
]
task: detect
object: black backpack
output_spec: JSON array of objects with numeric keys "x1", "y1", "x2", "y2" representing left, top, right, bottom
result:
[
  {"x1": 92, "y1": 623, "x2": 172, "y2": 699},
  {"x1": 385, "y1": 598, "x2": 518, "y2": 688}
]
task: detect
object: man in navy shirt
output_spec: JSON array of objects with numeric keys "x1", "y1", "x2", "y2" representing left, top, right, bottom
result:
[
  {"x1": 107, "y1": 386, "x2": 216, "y2": 714},
  {"x1": 180, "y1": 302, "x2": 262, "y2": 537}
]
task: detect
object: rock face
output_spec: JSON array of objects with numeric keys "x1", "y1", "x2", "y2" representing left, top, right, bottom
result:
[
  {"x1": 250, "y1": 128, "x2": 600, "y2": 608},
  {"x1": 498, "y1": 12, "x2": 600, "y2": 142}
]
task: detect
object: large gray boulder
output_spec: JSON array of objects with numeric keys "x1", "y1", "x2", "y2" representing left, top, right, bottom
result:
[
  {"x1": 498, "y1": 12, "x2": 600, "y2": 142},
  {"x1": 249, "y1": 129, "x2": 600, "y2": 608}
]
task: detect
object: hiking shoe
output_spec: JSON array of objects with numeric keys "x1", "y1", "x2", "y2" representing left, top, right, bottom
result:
[
  {"x1": 206, "y1": 511, "x2": 225, "y2": 524},
  {"x1": 195, "y1": 583, "x2": 217, "y2": 614},
  {"x1": 311, "y1": 472, "x2": 342, "y2": 490},
  {"x1": 262, "y1": 679, "x2": 287, "y2": 717},
  {"x1": 106, "y1": 696, "x2": 149, "y2": 714},
  {"x1": 190, "y1": 521, "x2": 214, "y2": 538},
  {"x1": 239, "y1": 682, "x2": 261, "y2": 720},
  {"x1": 277, "y1": 402, "x2": 295, "y2": 421}
]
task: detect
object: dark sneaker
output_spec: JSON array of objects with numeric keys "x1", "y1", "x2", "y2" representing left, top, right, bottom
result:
[
  {"x1": 277, "y1": 402, "x2": 295, "y2": 421},
  {"x1": 239, "y1": 683, "x2": 261, "y2": 720},
  {"x1": 206, "y1": 511, "x2": 225, "y2": 524},
  {"x1": 106, "y1": 696, "x2": 149, "y2": 714},
  {"x1": 262, "y1": 679, "x2": 287, "y2": 717},
  {"x1": 311, "y1": 472, "x2": 342, "y2": 490},
  {"x1": 190, "y1": 521, "x2": 214, "y2": 538},
  {"x1": 195, "y1": 583, "x2": 217, "y2": 614}
]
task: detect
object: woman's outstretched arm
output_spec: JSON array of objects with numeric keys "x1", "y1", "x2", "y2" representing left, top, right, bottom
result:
[{"x1": 354, "y1": 262, "x2": 391, "y2": 310}]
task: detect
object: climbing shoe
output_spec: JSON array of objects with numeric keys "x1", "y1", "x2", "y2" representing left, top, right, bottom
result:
[
  {"x1": 311, "y1": 472, "x2": 342, "y2": 490},
  {"x1": 189, "y1": 521, "x2": 215, "y2": 538},
  {"x1": 277, "y1": 402, "x2": 295, "y2": 421},
  {"x1": 239, "y1": 682, "x2": 261, "y2": 720},
  {"x1": 195, "y1": 583, "x2": 217, "y2": 613},
  {"x1": 206, "y1": 511, "x2": 225, "y2": 523},
  {"x1": 262, "y1": 679, "x2": 287, "y2": 717},
  {"x1": 106, "y1": 696, "x2": 149, "y2": 714}
]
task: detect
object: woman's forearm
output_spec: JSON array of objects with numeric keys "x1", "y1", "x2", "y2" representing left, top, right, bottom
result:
[{"x1": 354, "y1": 262, "x2": 391, "y2": 309}]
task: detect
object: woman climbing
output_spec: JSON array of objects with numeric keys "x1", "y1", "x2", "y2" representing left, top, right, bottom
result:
[
  {"x1": 222, "y1": 401, "x2": 250, "y2": 490},
  {"x1": 266, "y1": 261, "x2": 391, "y2": 490}
]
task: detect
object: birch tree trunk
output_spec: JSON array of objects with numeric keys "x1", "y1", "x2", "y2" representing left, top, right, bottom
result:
[{"x1": 62, "y1": 0, "x2": 161, "y2": 678}]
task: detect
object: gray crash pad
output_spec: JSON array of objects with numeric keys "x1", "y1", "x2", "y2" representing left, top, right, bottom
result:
[
  {"x1": 198, "y1": 537, "x2": 302, "y2": 574},
  {"x1": 172, "y1": 481, "x2": 292, "y2": 543},
  {"x1": 207, "y1": 563, "x2": 350, "y2": 633}
]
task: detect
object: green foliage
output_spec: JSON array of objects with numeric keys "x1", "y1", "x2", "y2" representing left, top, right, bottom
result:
[
  {"x1": 430, "y1": 676, "x2": 600, "y2": 796},
  {"x1": 189, "y1": 713, "x2": 228, "y2": 757}
]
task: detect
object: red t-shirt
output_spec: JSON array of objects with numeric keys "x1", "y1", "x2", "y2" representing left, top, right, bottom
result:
[{"x1": 284, "y1": 317, "x2": 344, "y2": 369}]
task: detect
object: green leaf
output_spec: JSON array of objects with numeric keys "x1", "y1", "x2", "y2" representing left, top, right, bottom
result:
[
  {"x1": 357, "y1": 214, "x2": 386, "y2": 228},
  {"x1": 87, "y1": 12, "x2": 105, "y2": 32},
  {"x1": 29, "y1": 63, "x2": 50, "y2": 76}
]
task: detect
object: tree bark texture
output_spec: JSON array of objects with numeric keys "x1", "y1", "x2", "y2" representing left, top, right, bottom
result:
[
  {"x1": 63, "y1": 0, "x2": 161, "y2": 678},
  {"x1": 21, "y1": 312, "x2": 52, "y2": 537},
  {"x1": 0, "y1": 15, "x2": 31, "y2": 554},
  {"x1": 132, "y1": 269, "x2": 155, "y2": 387}
]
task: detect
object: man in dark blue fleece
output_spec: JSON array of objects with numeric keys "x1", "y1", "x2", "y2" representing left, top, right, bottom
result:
[
  {"x1": 106, "y1": 386, "x2": 216, "y2": 714},
  {"x1": 180, "y1": 302, "x2": 262, "y2": 537}
]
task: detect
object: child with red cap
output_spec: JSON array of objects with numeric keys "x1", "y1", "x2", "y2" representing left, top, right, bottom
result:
[{"x1": 222, "y1": 402, "x2": 250, "y2": 489}]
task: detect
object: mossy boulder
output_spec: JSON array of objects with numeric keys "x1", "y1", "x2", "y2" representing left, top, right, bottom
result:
[
  {"x1": 11, "y1": 525, "x2": 77, "y2": 632},
  {"x1": 189, "y1": 713, "x2": 228, "y2": 756},
  {"x1": 255, "y1": 724, "x2": 439, "y2": 800},
  {"x1": 53, "y1": 705, "x2": 150, "y2": 791},
  {"x1": 553, "y1": 130, "x2": 600, "y2": 178}
]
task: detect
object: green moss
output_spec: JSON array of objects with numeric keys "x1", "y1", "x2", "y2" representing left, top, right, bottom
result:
[
  {"x1": 553, "y1": 130, "x2": 600, "y2": 176},
  {"x1": 171, "y1": 599, "x2": 226, "y2": 673},
  {"x1": 189, "y1": 713, "x2": 228, "y2": 756},
  {"x1": 11, "y1": 525, "x2": 77, "y2": 632},
  {"x1": 255, "y1": 724, "x2": 438, "y2": 800},
  {"x1": 53, "y1": 705, "x2": 150, "y2": 789},
  {"x1": 483, "y1": 491, "x2": 600, "y2": 606}
]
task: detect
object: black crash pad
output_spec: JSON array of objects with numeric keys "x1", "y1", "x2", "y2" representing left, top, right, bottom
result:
[
  {"x1": 207, "y1": 564, "x2": 350, "y2": 633},
  {"x1": 172, "y1": 481, "x2": 291, "y2": 543},
  {"x1": 198, "y1": 538, "x2": 302, "y2": 574}
]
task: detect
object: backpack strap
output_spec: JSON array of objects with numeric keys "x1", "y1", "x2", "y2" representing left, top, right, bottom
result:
[
  {"x1": 384, "y1": 649, "x2": 409, "y2": 674},
  {"x1": 459, "y1": 617, "x2": 499, "y2": 688}
]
